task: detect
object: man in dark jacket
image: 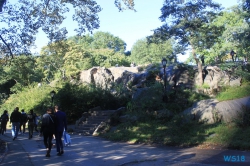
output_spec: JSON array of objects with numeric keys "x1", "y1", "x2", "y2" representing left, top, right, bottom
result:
[
  {"x1": 0, "y1": 110, "x2": 9, "y2": 135},
  {"x1": 54, "y1": 105, "x2": 67, "y2": 156},
  {"x1": 40, "y1": 107, "x2": 56, "y2": 157},
  {"x1": 10, "y1": 107, "x2": 22, "y2": 140}
]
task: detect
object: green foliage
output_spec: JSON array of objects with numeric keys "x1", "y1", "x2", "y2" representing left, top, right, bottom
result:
[
  {"x1": 0, "y1": 81, "x2": 131, "y2": 124},
  {"x1": 216, "y1": 83, "x2": 250, "y2": 101},
  {"x1": 102, "y1": 115, "x2": 214, "y2": 147},
  {"x1": 130, "y1": 38, "x2": 173, "y2": 65},
  {"x1": 129, "y1": 82, "x2": 166, "y2": 112},
  {"x1": 4, "y1": 55, "x2": 41, "y2": 86},
  {"x1": 54, "y1": 83, "x2": 131, "y2": 124},
  {"x1": 205, "y1": 123, "x2": 250, "y2": 150},
  {"x1": 92, "y1": 31, "x2": 126, "y2": 52},
  {"x1": 103, "y1": 109, "x2": 250, "y2": 150},
  {"x1": 150, "y1": 0, "x2": 222, "y2": 59},
  {"x1": 91, "y1": 49, "x2": 130, "y2": 68},
  {"x1": 0, "y1": 0, "x2": 102, "y2": 58},
  {"x1": 0, "y1": 83, "x2": 54, "y2": 116},
  {"x1": 38, "y1": 33, "x2": 130, "y2": 80}
]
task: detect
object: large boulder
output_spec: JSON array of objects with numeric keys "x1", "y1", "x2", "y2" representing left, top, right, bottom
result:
[
  {"x1": 80, "y1": 66, "x2": 145, "y2": 89},
  {"x1": 183, "y1": 99, "x2": 219, "y2": 124},
  {"x1": 183, "y1": 96, "x2": 250, "y2": 124},
  {"x1": 108, "y1": 66, "x2": 139, "y2": 81},
  {"x1": 215, "y1": 96, "x2": 250, "y2": 122},
  {"x1": 80, "y1": 67, "x2": 114, "y2": 89},
  {"x1": 194, "y1": 65, "x2": 242, "y2": 95}
]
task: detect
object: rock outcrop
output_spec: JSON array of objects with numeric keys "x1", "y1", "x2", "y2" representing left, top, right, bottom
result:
[
  {"x1": 79, "y1": 63, "x2": 243, "y2": 96},
  {"x1": 183, "y1": 96, "x2": 250, "y2": 124}
]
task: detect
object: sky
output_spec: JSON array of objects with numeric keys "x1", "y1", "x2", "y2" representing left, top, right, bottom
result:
[{"x1": 8, "y1": 0, "x2": 240, "y2": 61}]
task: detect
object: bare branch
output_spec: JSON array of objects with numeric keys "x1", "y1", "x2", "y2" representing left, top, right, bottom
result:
[{"x1": 0, "y1": 34, "x2": 13, "y2": 58}]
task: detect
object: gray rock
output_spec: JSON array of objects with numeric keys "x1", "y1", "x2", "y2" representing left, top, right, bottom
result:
[
  {"x1": 215, "y1": 96, "x2": 250, "y2": 122},
  {"x1": 183, "y1": 99, "x2": 219, "y2": 124},
  {"x1": 183, "y1": 96, "x2": 250, "y2": 124}
]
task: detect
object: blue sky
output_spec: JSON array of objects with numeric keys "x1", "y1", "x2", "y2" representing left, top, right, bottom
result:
[{"x1": 18, "y1": 0, "x2": 240, "y2": 59}]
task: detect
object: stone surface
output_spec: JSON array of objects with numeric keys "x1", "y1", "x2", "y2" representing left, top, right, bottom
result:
[
  {"x1": 79, "y1": 64, "x2": 243, "y2": 96},
  {"x1": 183, "y1": 96, "x2": 250, "y2": 124},
  {"x1": 183, "y1": 99, "x2": 219, "y2": 124}
]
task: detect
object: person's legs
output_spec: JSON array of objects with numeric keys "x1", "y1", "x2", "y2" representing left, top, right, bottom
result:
[
  {"x1": 34, "y1": 124, "x2": 38, "y2": 132},
  {"x1": 1, "y1": 122, "x2": 6, "y2": 135},
  {"x1": 11, "y1": 122, "x2": 16, "y2": 138},
  {"x1": 28, "y1": 123, "x2": 32, "y2": 138},
  {"x1": 15, "y1": 122, "x2": 20, "y2": 137},
  {"x1": 4, "y1": 122, "x2": 7, "y2": 133},
  {"x1": 0, "y1": 123, "x2": 4, "y2": 135},
  {"x1": 55, "y1": 131, "x2": 64, "y2": 155},
  {"x1": 19, "y1": 122, "x2": 22, "y2": 133},
  {"x1": 30, "y1": 123, "x2": 34, "y2": 136},
  {"x1": 22, "y1": 123, "x2": 26, "y2": 133},
  {"x1": 12, "y1": 122, "x2": 20, "y2": 139},
  {"x1": 48, "y1": 132, "x2": 53, "y2": 153},
  {"x1": 43, "y1": 132, "x2": 49, "y2": 148},
  {"x1": 43, "y1": 132, "x2": 51, "y2": 157}
]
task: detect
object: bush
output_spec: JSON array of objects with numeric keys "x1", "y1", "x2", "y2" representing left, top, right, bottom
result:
[
  {"x1": 55, "y1": 83, "x2": 131, "y2": 124},
  {"x1": 0, "y1": 83, "x2": 54, "y2": 116},
  {"x1": 1, "y1": 81, "x2": 131, "y2": 124}
]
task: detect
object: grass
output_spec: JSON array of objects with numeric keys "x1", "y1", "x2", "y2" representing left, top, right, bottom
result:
[
  {"x1": 204, "y1": 123, "x2": 250, "y2": 150},
  {"x1": 101, "y1": 81, "x2": 250, "y2": 150},
  {"x1": 101, "y1": 119, "x2": 250, "y2": 150},
  {"x1": 216, "y1": 82, "x2": 250, "y2": 101}
]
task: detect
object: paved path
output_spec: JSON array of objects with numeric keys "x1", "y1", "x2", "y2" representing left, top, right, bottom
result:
[{"x1": 0, "y1": 129, "x2": 250, "y2": 166}]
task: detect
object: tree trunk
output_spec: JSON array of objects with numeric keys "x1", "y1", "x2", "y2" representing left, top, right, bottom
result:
[{"x1": 192, "y1": 47, "x2": 203, "y2": 86}]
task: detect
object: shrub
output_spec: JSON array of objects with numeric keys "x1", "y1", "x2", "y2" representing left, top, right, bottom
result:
[{"x1": 55, "y1": 83, "x2": 131, "y2": 124}]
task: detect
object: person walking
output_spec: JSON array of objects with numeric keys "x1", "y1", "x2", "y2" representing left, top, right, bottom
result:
[
  {"x1": 10, "y1": 107, "x2": 22, "y2": 140},
  {"x1": 20, "y1": 109, "x2": 28, "y2": 134},
  {"x1": 34, "y1": 113, "x2": 40, "y2": 132},
  {"x1": 0, "y1": 110, "x2": 9, "y2": 135},
  {"x1": 27, "y1": 109, "x2": 36, "y2": 139},
  {"x1": 40, "y1": 107, "x2": 56, "y2": 157},
  {"x1": 230, "y1": 50, "x2": 236, "y2": 62},
  {"x1": 54, "y1": 105, "x2": 67, "y2": 156}
]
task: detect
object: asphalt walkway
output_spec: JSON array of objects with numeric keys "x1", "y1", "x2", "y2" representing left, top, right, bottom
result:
[{"x1": 0, "y1": 129, "x2": 250, "y2": 166}]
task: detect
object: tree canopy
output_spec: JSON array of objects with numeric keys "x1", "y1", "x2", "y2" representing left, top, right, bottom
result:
[
  {"x1": 130, "y1": 38, "x2": 173, "y2": 65},
  {"x1": 0, "y1": 0, "x2": 135, "y2": 59}
]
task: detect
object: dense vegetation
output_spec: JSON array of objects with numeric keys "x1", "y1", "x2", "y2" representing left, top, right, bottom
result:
[
  {"x1": 101, "y1": 81, "x2": 250, "y2": 150},
  {"x1": 1, "y1": 0, "x2": 250, "y2": 150}
]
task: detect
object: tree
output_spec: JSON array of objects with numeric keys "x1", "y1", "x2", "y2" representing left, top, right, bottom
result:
[
  {"x1": 149, "y1": 0, "x2": 222, "y2": 86},
  {"x1": 114, "y1": 0, "x2": 135, "y2": 11},
  {"x1": 0, "y1": 0, "x2": 137, "y2": 59},
  {"x1": 206, "y1": 7, "x2": 249, "y2": 63},
  {"x1": 68, "y1": 34, "x2": 94, "y2": 50},
  {"x1": 92, "y1": 31, "x2": 126, "y2": 52},
  {"x1": 37, "y1": 40, "x2": 69, "y2": 82},
  {"x1": 130, "y1": 38, "x2": 173, "y2": 65},
  {"x1": 4, "y1": 55, "x2": 39, "y2": 86}
]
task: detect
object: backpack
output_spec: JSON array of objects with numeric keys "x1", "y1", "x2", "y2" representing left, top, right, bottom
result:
[
  {"x1": 21, "y1": 113, "x2": 28, "y2": 123},
  {"x1": 27, "y1": 114, "x2": 35, "y2": 123},
  {"x1": 1, "y1": 114, "x2": 8, "y2": 122}
]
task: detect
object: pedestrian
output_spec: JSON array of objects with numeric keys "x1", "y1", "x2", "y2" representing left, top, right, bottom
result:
[
  {"x1": 0, "y1": 110, "x2": 9, "y2": 135},
  {"x1": 27, "y1": 109, "x2": 36, "y2": 139},
  {"x1": 40, "y1": 107, "x2": 56, "y2": 157},
  {"x1": 34, "y1": 113, "x2": 40, "y2": 132},
  {"x1": 10, "y1": 107, "x2": 22, "y2": 140},
  {"x1": 20, "y1": 109, "x2": 28, "y2": 134},
  {"x1": 230, "y1": 50, "x2": 236, "y2": 62},
  {"x1": 200, "y1": 55, "x2": 205, "y2": 65},
  {"x1": 54, "y1": 105, "x2": 67, "y2": 156},
  {"x1": 4, "y1": 111, "x2": 9, "y2": 133}
]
